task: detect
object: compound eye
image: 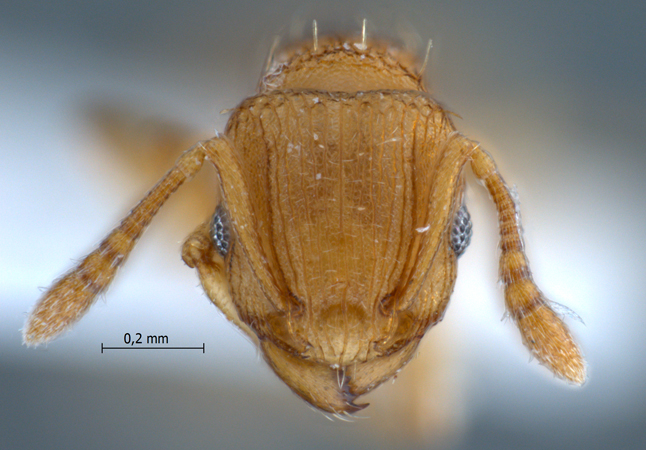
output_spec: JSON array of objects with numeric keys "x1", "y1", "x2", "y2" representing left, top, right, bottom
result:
[
  {"x1": 451, "y1": 205, "x2": 472, "y2": 258},
  {"x1": 211, "y1": 204, "x2": 230, "y2": 257}
]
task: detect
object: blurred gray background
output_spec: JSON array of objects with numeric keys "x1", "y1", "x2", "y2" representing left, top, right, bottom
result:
[{"x1": 2, "y1": 1, "x2": 645, "y2": 449}]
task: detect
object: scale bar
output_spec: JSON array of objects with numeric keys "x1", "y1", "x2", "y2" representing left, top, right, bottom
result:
[{"x1": 101, "y1": 343, "x2": 205, "y2": 353}]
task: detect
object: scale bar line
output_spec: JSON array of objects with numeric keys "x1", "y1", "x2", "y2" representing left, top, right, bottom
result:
[{"x1": 101, "y1": 344, "x2": 205, "y2": 353}]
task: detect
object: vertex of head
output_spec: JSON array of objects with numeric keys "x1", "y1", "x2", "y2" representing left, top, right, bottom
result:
[{"x1": 260, "y1": 36, "x2": 425, "y2": 93}]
